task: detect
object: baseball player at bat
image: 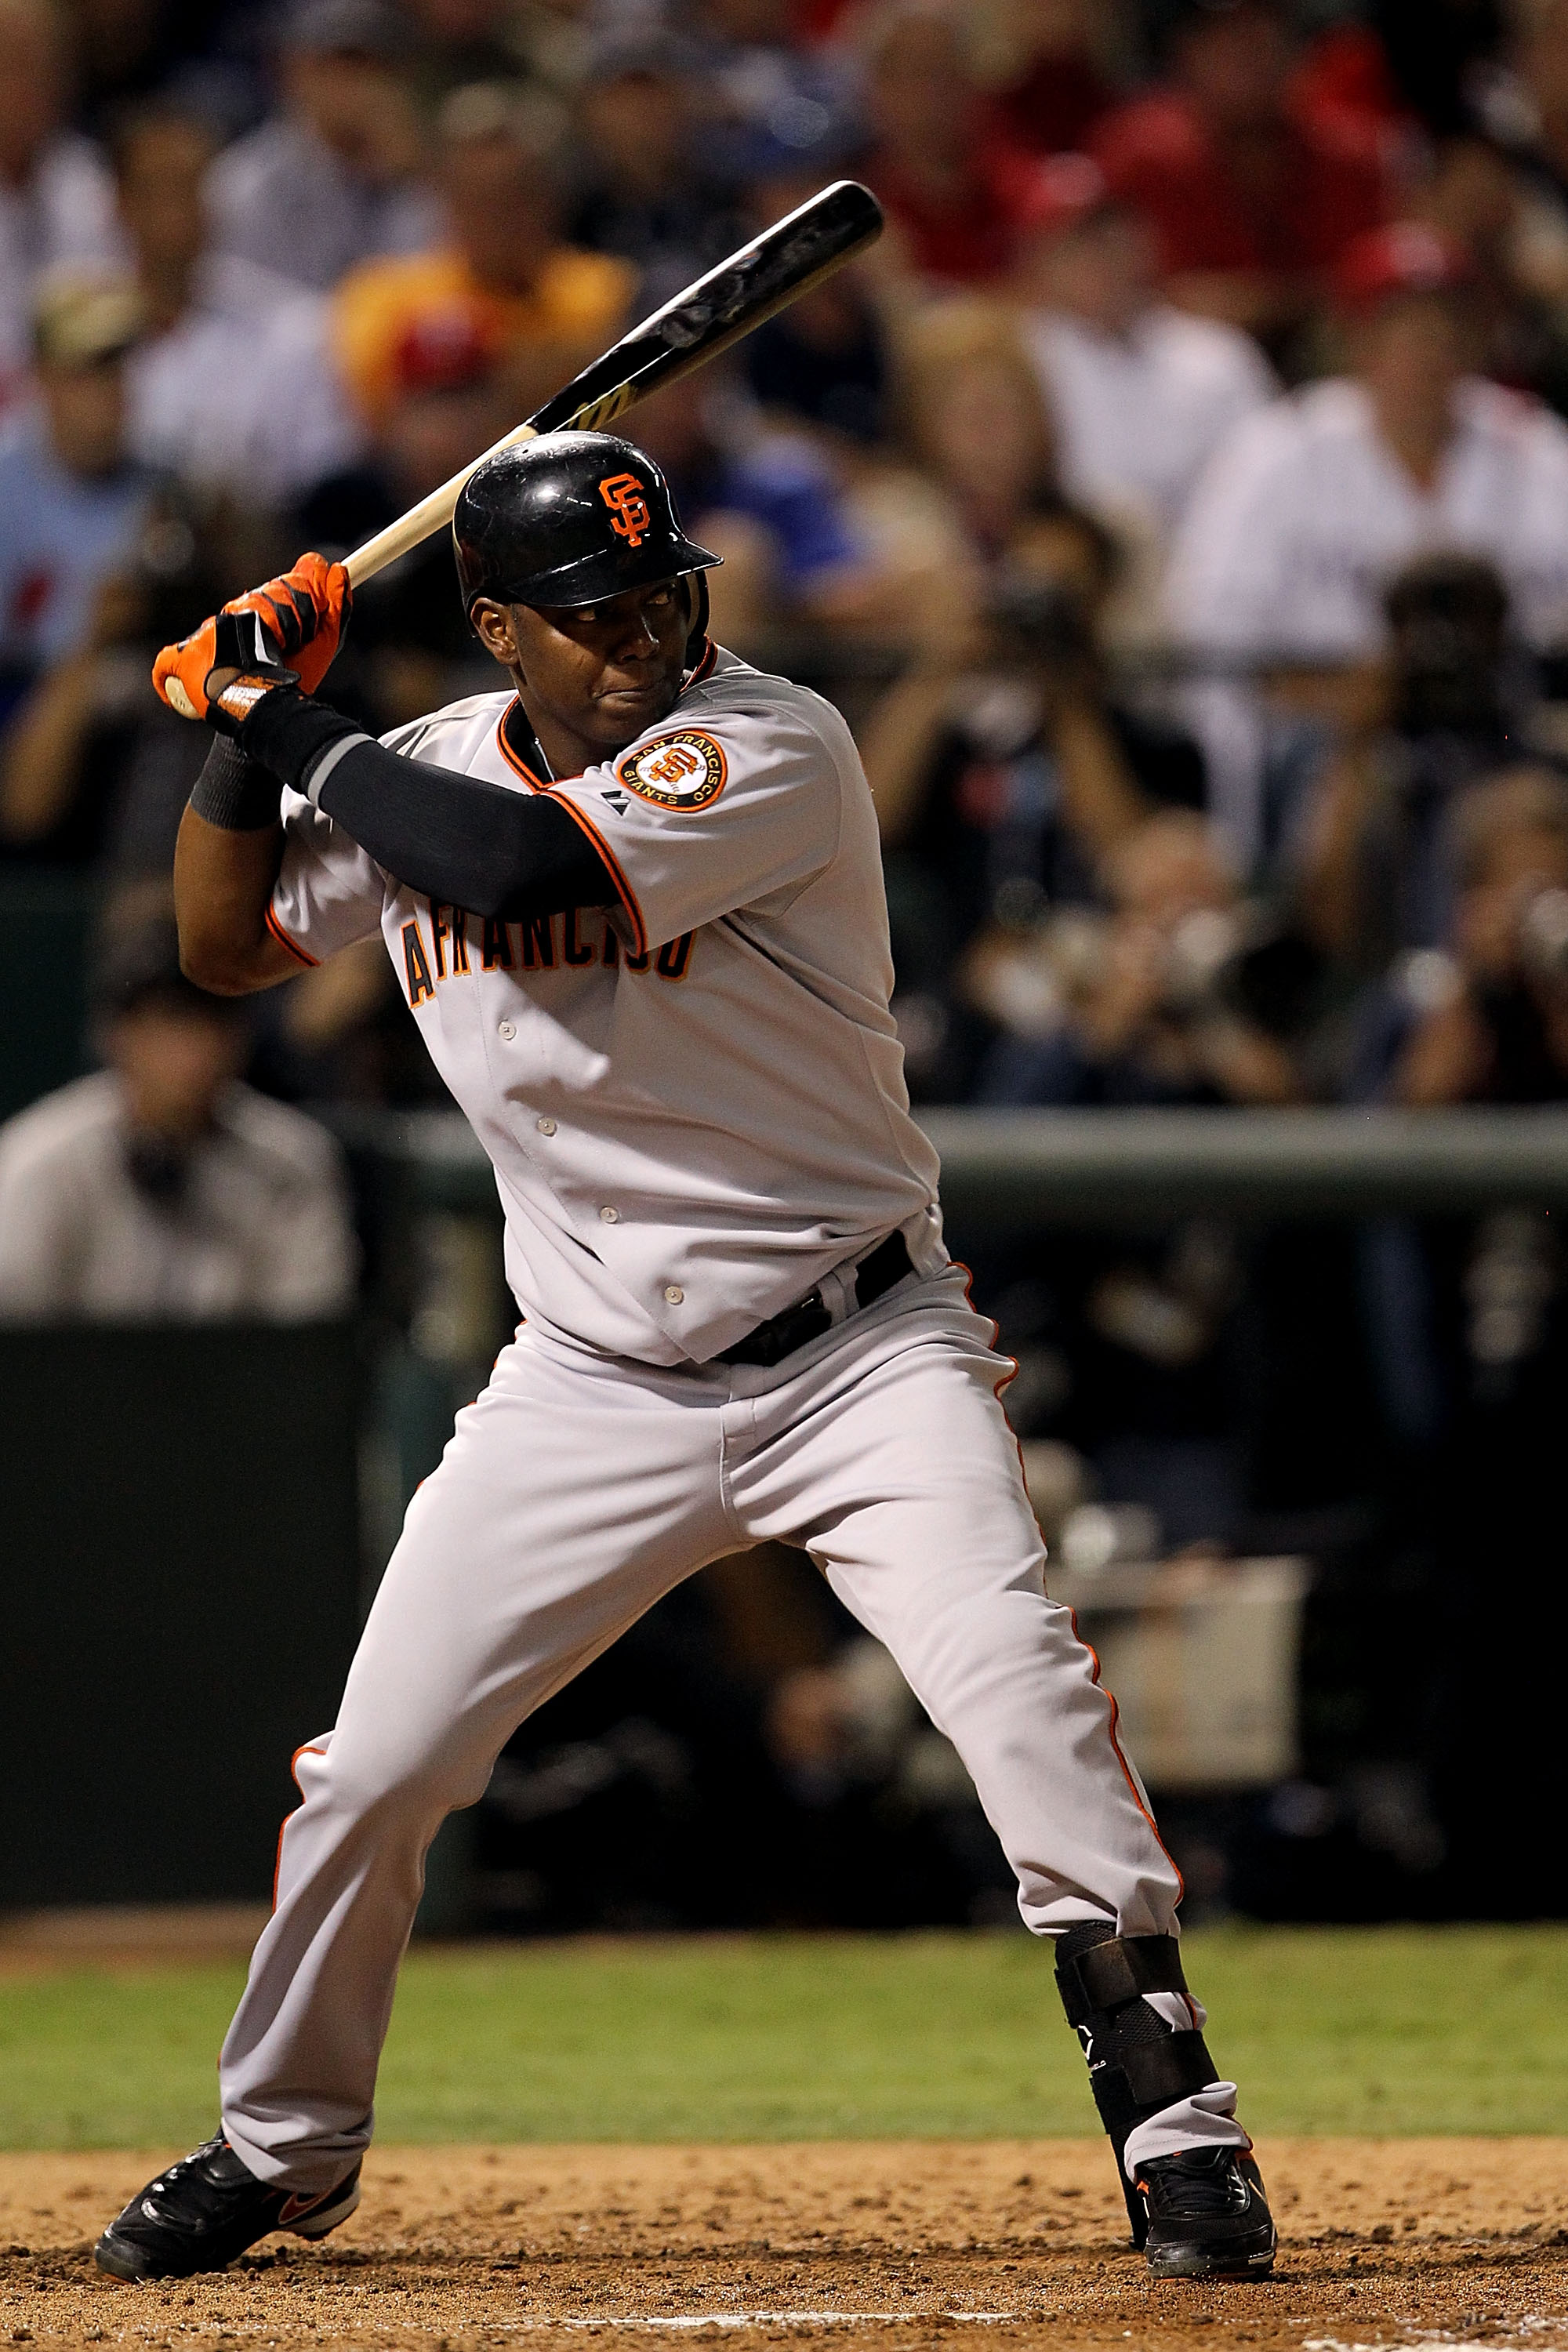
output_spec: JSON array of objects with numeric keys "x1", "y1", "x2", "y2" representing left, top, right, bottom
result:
[{"x1": 97, "y1": 431, "x2": 1275, "y2": 2286}]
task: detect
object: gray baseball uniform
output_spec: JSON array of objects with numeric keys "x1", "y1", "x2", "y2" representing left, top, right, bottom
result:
[{"x1": 220, "y1": 646, "x2": 1248, "y2": 2187}]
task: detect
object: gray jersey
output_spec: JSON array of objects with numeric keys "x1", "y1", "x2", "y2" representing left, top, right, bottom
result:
[{"x1": 270, "y1": 647, "x2": 941, "y2": 1363}]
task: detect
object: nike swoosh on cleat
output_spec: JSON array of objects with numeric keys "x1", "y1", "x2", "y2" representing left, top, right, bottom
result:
[{"x1": 278, "y1": 2190, "x2": 323, "y2": 2226}]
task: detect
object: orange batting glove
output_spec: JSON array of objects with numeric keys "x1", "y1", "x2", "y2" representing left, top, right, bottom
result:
[{"x1": 152, "y1": 552, "x2": 351, "y2": 720}]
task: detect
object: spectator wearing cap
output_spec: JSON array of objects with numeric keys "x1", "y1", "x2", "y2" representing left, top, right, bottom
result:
[
  {"x1": 332, "y1": 82, "x2": 632, "y2": 434},
  {"x1": 1011, "y1": 151, "x2": 1273, "y2": 572},
  {"x1": 858, "y1": 2, "x2": 1038, "y2": 289},
  {"x1": 1167, "y1": 222, "x2": 1568, "y2": 864},
  {"x1": 0, "y1": 272, "x2": 150, "y2": 695},
  {"x1": 0, "y1": 0, "x2": 122, "y2": 401},
  {"x1": 208, "y1": 0, "x2": 443, "y2": 296},
  {"x1": 1091, "y1": 0, "x2": 1390, "y2": 349},
  {"x1": 567, "y1": 33, "x2": 749, "y2": 311},
  {"x1": 111, "y1": 104, "x2": 362, "y2": 510},
  {"x1": 0, "y1": 910, "x2": 358, "y2": 1319}
]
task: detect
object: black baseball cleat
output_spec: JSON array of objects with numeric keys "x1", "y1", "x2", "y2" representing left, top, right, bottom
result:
[
  {"x1": 1136, "y1": 2147, "x2": 1276, "y2": 2278},
  {"x1": 94, "y1": 2134, "x2": 361, "y2": 2281}
]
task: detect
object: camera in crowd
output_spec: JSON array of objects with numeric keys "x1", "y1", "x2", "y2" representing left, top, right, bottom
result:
[
  {"x1": 1384, "y1": 554, "x2": 1516, "y2": 740},
  {"x1": 983, "y1": 568, "x2": 1097, "y2": 675}
]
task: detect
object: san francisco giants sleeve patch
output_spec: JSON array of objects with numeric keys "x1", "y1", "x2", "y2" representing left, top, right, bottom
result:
[{"x1": 615, "y1": 731, "x2": 728, "y2": 811}]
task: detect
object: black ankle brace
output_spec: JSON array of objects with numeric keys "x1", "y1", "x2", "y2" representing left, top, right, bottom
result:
[{"x1": 1054, "y1": 1922, "x2": 1220, "y2": 2246}]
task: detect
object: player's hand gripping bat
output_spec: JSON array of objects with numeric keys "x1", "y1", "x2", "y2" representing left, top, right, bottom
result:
[{"x1": 343, "y1": 178, "x2": 883, "y2": 590}]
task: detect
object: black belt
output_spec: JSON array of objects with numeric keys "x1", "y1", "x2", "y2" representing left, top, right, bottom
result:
[{"x1": 717, "y1": 1231, "x2": 914, "y2": 1368}]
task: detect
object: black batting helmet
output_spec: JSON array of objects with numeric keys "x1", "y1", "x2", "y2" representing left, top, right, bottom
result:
[{"x1": 452, "y1": 430, "x2": 721, "y2": 615}]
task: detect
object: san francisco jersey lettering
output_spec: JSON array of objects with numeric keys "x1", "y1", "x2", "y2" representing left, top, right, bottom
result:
[{"x1": 269, "y1": 648, "x2": 942, "y2": 1363}]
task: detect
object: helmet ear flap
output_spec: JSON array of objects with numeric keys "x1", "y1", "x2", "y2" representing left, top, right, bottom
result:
[{"x1": 684, "y1": 570, "x2": 711, "y2": 670}]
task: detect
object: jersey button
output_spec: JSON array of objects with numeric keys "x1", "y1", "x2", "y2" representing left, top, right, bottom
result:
[
  {"x1": 536, "y1": 1116, "x2": 557, "y2": 1136},
  {"x1": 497, "y1": 1019, "x2": 516, "y2": 1041},
  {"x1": 663, "y1": 1285, "x2": 684, "y2": 1305},
  {"x1": 599, "y1": 1205, "x2": 619, "y2": 1224}
]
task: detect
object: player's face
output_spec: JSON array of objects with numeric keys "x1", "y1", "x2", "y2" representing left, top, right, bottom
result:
[{"x1": 474, "y1": 579, "x2": 691, "y2": 757}]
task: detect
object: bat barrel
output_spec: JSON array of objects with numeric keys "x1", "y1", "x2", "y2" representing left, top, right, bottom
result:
[
  {"x1": 342, "y1": 180, "x2": 883, "y2": 592},
  {"x1": 529, "y1": 180, "x2": 884, "y2": 437}
]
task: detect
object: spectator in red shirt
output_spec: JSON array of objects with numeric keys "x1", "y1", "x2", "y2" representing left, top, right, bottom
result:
[
  {"x1": 1091, "y1": 0, "x2": 1391, "y2": 350},
  {"x1": 858, "y1": 2, "x2": 1036, "y2": 289}
]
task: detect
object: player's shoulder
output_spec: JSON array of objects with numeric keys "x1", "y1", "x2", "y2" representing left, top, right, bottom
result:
[
  {"x1": 0, "y1": 1071, "x2": 121, "y2": 1174},
  {"x1": 591, "y1": 649, "x2": 857, "y2": 818},
  {"x1": 672, "y1": 644, "x2": 858, "y2": 765},
  {"x1": 380, "y1": 688, "x2": 514, "y2": 769}
]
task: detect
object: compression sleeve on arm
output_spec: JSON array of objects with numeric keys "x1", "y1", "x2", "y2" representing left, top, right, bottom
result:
[
  {"x1": 188, "y1": 735, "x2": 285, "y2": 831},
  {"x1": 234, "y1": 687, "x2": 615, "y2": 922}
]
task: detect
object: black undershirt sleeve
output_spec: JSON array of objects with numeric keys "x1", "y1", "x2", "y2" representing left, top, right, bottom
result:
[{"x1": 231, "y1": 686, "x2": 615, "y2": 923}]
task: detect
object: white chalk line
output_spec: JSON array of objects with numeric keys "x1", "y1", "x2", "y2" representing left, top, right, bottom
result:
[
  {"x1": 509, "y1": 2313, "x2": 1024, "y2": 2332},
  {"x1": 1304, "y1": 2325, "x2": 1568, "y2": 2352},
  {"x1": 38, "y1": 2314, "x2": 1029, "y2": 2343}
]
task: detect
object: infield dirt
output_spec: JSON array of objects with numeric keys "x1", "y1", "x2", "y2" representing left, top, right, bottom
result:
[{"x1": 2, "y1": 2141, "x2": 1566, "y2": 2352}]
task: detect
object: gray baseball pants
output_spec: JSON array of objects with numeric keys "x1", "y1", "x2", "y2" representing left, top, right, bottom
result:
[{"x1": 219, "y1": 1263, "x2": 1247, "y2": 2188}]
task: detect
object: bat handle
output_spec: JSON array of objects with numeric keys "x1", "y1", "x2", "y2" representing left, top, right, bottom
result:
[{"x1": 343, "y1": 420, "x2": 540, "y2": 590}]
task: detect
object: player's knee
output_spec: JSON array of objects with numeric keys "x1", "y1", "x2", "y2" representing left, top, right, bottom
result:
[{"x1": 307, "y1": 1726, "x2": 479, "y2": 1822}]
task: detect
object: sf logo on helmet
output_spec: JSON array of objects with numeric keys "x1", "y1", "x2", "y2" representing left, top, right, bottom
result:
[{"x1": 600, "y1": 473, "x2": 652, "y2": 548}]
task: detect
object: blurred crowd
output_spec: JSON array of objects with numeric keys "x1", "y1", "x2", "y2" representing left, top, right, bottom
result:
[
  {"x1": 2, "y1": 0, "x2": 1567, "y2": 1921},
  {"x1": 4, "y1": 0, "x2": 1568, "y2": 1118}
]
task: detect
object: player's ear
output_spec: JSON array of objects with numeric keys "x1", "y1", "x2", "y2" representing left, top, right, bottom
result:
[{"x1": 470, "y1": 597, "x2": 521, "y2": 668}]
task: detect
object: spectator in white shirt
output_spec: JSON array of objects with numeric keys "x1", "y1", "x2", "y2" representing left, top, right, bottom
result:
[
  {"x1": 1167, "y1": 222, "x2": 1568, "y2": 866},
  {"x1": 0, "y1": 912, "x2": 358, "y2": 1322},
  {"x1": 1012, "y1": 153, "x2": 1275, "y2": 561},
  {"x1": 0, "y1": 0, "x2": 121, "y2": 405},
  {"x1": 112, "y1": 103, "x2": 363, "y2": 509},
  {"x1": 208, "y1": 0, "x2": 442, "y2": 296}
]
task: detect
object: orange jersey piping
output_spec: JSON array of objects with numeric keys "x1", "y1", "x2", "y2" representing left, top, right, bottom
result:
[
  {"x1": 265, "y1": 904, "x2": 318, "y2": 968},
  {"x1": 495, "y1": 702, "x2": 552, "y2": 793},
  {"x1": 271, "y1": 1740, "x2": 326, "y2": 1909},
  {"x1": 953, "y1": 1253, "x2": 1187, "y2": 1907},
  {"x1": 546, "y1": 793, "x2": 648, "y2": 959}
]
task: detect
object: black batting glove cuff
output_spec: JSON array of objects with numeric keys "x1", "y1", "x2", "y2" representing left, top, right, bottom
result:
[
  {"x1": 230, "y1": 683, "x2": 367, "y2": 797},
  {"x1": 188, "y1": 736, "x2": 284, "y2": 831},
  {"x1": 205, "y1": 666, "x2": 303, "y2": 739}
]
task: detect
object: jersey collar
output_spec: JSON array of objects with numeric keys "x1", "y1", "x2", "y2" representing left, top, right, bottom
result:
[
  {"x1": 499, "y1": 698, "x2": 554, "y2": 788},
  {"x1": 498, "y1": 638, "x2": 720, "y2": 787}
]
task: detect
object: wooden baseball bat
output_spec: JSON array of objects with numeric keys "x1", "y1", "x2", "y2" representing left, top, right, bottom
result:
[{"x1": 343, "y1": 179, "x2": 883, "y2": 590}]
